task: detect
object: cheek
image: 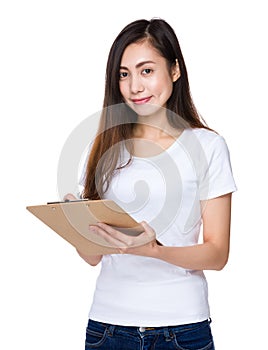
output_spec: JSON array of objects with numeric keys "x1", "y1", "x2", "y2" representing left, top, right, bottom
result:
[
  {"x1": 165, "y1": 81, "x2": 174, "y2": 98},
  {"x1": 153, "y1": 75, "x2": 173, "y2": 98},
  {"x1": 119, "y1": 82, "x2": 127, "y2": 99}
]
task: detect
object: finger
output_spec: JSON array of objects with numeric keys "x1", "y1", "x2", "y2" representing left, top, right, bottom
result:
[
  {"x1": 97, "y1": 222, "x2": 156, "y2": 247},
  {"x1": 140, "y1": 221, "x2": 156, "y2": 240},
  {"x1": 95, "y1": 223, "x2": 134, "y2": 246},
  {"x1": 90, "y1": 225, "x2": 126, "y2": 248},
  {"x1": 63, "y1": 193, "x2": 77, "y2": 201}
]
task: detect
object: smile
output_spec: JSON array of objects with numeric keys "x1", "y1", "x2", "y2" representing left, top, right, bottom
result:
[{"x1": 131, "y1": 96, "x2": 152, "y2": 105}]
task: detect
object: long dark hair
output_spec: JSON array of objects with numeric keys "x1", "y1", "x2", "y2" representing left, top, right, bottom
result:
[{"x1": 82, "y1": 18, "x2": 210, "y2": 199}]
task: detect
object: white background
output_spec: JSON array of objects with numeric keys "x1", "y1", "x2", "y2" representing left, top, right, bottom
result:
[{"x1": 1, "y1": 0, "x2": 267, "y2": 349}]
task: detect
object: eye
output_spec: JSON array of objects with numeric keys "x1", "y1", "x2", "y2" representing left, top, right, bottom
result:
[
  {"x1": 142, "y1": 68, "x2": 152, "y2": 75},
  {"x1": 119, "y1": 71, "x2": 128, "y2": 79}
]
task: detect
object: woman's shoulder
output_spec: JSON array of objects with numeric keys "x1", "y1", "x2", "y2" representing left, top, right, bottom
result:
[
  {"x1": 180, "y1": 127, "x2": 230, "y2": 159},
  {"x1": 186, "y1": 127, "x2": 226, "y2": 147},
  {"x1": 190, "y1": 127, "x2": 219, "y2": 139}
]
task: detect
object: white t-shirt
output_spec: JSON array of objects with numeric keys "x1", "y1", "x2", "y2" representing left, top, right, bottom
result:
[{"x1": 82, "y1": 128, "x2": 237, "y2": 327}]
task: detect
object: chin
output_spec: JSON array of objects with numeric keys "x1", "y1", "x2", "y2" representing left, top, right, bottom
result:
[{"x1": 129, "y1": 102, "x2": 164, "y2": 117}]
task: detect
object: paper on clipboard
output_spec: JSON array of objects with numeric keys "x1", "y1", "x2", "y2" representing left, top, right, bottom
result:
[{"x1": 26, "y1": 199, "x2": 144, "y2": 255}]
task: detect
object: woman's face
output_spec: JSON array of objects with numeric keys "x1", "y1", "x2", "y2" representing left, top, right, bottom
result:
[{"x1": 119, "y1": 41, "x2": 180, "y2": 117}]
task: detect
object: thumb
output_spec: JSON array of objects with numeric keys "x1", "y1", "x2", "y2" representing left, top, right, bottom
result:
[{"x1": 140, "y1": 221, "x2": 156, "y2": 239}]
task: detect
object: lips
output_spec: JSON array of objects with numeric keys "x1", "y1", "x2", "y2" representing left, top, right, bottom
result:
[{"x1": 131, "y1": 96, "x2": 152, "y2": 105}]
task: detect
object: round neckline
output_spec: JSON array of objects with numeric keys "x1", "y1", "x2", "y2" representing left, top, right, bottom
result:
[{"x1": 130, "y1": 128, "x2": 188, "y2": 160}]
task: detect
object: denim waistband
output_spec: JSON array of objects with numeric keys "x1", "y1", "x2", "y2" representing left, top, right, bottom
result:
[{"x1": 89, "y1": 318, "x2": 211, "y2": 338}]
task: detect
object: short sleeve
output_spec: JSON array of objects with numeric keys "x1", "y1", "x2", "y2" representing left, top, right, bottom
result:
[{"x1": 199, "y1": 135, "x2": 237, "y2": 200}]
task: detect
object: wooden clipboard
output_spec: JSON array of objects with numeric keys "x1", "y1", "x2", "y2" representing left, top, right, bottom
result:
[{"x1": 26, "y1": 199, "x2": 144, "y2": 255}]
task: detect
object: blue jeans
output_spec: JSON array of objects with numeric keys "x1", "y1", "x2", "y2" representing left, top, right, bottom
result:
[{"x1": 85, "y1": 318, "x2": 215, "y2": 350}]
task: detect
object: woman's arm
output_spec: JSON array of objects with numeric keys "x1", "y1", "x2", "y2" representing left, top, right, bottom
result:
[
  {"x1": 150, "y1": 193, "x2": 232, "y2": 270},
  {"x1": 76, "y1": 250, "x2": 103, "y2": 266},
  {"x1": 92, "y1": 193, "x2": 233, "y2": 271}
]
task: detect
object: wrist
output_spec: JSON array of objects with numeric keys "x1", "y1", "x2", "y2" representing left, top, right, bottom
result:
[{"x1": 148, "y1": 240, "x2": 162, "y2": 259}]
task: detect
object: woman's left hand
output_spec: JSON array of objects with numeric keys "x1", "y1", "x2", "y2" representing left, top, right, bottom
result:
[{"x1": 89, "y1": 221, "x2": 158, "y2": 256}]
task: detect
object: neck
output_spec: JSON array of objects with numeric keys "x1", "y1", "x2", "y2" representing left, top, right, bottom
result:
[{"x1": 135, "y1": 111, "x2": 177, "y2": 140}]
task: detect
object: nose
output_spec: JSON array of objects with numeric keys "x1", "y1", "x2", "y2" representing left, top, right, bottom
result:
[{"x1": 130, "y1": 75, "x2": 144, "y2": 94}]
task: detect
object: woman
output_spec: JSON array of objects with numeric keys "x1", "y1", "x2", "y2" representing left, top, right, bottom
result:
[{"x1": 68, "y1": 18, "x2": 236, "y2": 349}]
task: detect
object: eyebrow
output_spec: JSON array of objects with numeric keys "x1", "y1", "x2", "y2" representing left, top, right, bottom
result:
[{"x1": 120, "y1": 60, "x2": 156, "y2": 70}]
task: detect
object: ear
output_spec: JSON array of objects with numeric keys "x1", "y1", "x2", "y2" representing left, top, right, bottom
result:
[{"x1": 172, "y1": 59, "x2": 181, "y2": 82}]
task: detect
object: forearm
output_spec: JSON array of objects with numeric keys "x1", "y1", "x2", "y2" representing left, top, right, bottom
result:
[
  {"x1": 76, "y1": 249, "x2": 103, "y2": 266},
  {"x1": 150, "y1": 242, "x2": 229, "y2": 271}
]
